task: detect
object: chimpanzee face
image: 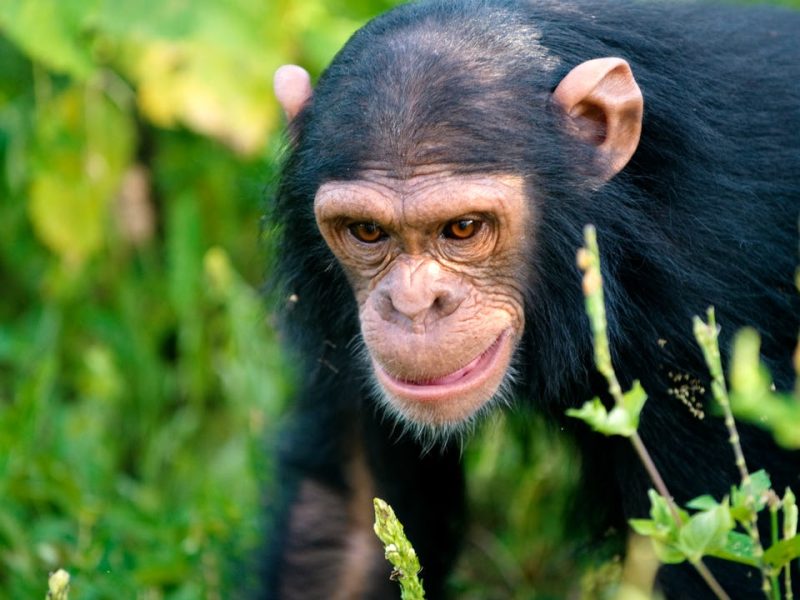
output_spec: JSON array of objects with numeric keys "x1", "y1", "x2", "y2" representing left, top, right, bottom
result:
[{"x1": 314, "y1": 171, "x2": 529, "y2": 427}]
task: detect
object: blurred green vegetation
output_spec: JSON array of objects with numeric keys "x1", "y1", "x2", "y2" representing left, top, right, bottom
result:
[{"x1": 0, "y1": 1, "x2": 407, "y2": 597}]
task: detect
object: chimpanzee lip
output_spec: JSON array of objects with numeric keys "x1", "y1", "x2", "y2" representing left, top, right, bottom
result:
[{"x1": 373, "y1": 330, "x2": 511, "y2": 402}]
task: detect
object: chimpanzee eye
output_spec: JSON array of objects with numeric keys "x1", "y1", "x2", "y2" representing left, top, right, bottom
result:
[
  {"x1": 348, "y1": 222, "x2": 386, "y2": 244},
  {"x1": 443, "y1": 219, "x2": 481, "y2": 240}
]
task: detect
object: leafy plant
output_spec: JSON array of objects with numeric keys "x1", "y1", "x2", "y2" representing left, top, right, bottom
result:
[
  {"x1": 373, "y1": 498, "x2": 426, "y2": 600},
  {"x1": 569, "y1": 225, "x2": 800, "y2": 600}
]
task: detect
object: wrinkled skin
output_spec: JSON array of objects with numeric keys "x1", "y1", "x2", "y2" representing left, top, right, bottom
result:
[{"x1": 315, "y1": 171, "x2": 528, "y2": 425}]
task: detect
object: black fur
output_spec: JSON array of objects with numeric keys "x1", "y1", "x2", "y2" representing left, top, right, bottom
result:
[{"x1": 261, "y1": 1, "x2": 800, "y2": 598}]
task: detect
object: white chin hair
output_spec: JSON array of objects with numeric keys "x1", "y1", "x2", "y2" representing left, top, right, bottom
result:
[{"x1": 366, "y1": 360, "x2": 520, "y2": 452}]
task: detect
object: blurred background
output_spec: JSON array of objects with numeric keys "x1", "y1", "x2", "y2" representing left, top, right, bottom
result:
[{"x1": 0, "y1": 1, "x2": 794, "y2": 598}]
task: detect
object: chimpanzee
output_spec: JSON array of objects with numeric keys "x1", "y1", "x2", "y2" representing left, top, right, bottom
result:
[{"x1": 260, "y1": 0, "x2": 800, "y2": 598}]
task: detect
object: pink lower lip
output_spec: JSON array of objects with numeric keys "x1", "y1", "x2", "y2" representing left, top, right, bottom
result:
[{"x1": 373, "y1": 330, "x2": 511, "y2": 401}]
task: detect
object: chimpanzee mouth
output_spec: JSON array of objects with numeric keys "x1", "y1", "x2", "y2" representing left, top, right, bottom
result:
[{"x1": 372, "y1": 330, "x2": 512, "y2": 403}]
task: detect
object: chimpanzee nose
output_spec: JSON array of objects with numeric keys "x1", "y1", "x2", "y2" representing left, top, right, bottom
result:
[{"x1": 376, "y1": 258, "x2": 466, "y2": 326}]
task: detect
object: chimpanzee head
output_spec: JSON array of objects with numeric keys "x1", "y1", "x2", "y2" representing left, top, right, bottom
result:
[{"x1": 273, "y1": 1, "x2": 643, "y2": 435}]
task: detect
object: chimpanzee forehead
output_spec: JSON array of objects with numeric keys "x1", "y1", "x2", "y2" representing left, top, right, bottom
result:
[{"x1": 302, "y1": 0, "x2": 563, "y2": 177}]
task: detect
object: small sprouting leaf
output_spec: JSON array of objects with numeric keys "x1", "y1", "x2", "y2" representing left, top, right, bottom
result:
[
  {"x1": 566, "y1": 399, "x2": 610, "y2": 429},
  {"x1": 621, "y1": 380, "x2": 647, "y2": 420},
  {"x1": 730, "y1": 470, "x2": 771, "y2": 522},
  {"x1": 630, "y1": 495, "x2": 681, "y2": 541},
  {"x1": 604, "y1": 406, "x2": 637, "y2": 436},
  {"x1": 566, "y1": 393, "x2": 643, "y2": 438},
  {"x1": 749, "y1": 470, "x2": 772, "y2": 496},
  {"x1": 630, "y1": 515, "x2": 685, "y2": 564},
  {"x1": 649, "y1": 489, "x2": 688, "y2": 527},
  {"x1": 686, "y1": 495, "x2": 720, "y2": 511},
  {"x1": 629, "y1": 518, "x2": 660, "y2": 537},
  {"x1": 373, "y1": 498, "x2": 425, "y2": 600}
]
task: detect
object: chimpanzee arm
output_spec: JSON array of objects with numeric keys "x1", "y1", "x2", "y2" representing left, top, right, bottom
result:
[{"x1": 260, "y1": 368, "x2": 465, "y2": 600}]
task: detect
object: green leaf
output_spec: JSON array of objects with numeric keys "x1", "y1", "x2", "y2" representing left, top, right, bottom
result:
[
  {"x1": 763, "y1": 535, "x2": 800, "y2": 570},
  {"x1": 729, "y1": 330, "x2": 800, "y2": 449},
  {"x1": 730, "y1": 329, "x2": 772, "y2": 401},
  {"x1": 629, "y1": 491, "x2": 688, "y2": 564},
  {"x1": 629, "y1": 519, "x2": 660, "y2": 537},
  {"x1": 28, "y1": 175, "x2": 106, "y2": 266},
  {"x1": 676, "y1": 501, "x2": 734, "y2": 563},
  {"x1": 649, "y1": 489, "x2": 688, "y2": 527},
  {"x1": 566, "y1": 396, "x2": 641, "y2": 437},
  {"x1": 686, "y1": 495, "x2": 720, "y2": 511},
  {"x1": 0, "y1": 0, "x2": 97, "y2": 78},
  {"x1": 27, "y1": 85, "x2": 135, "y2": 266},
  {"x1": 567, "y1": 398, "x2": 609, "y2": 428},
  {"x1": 707, "y1": 531, "x2": 760, "y2": 568},
  {"x1": 621, "y1": 380, "x2": 647, "y2": 422},
  {"x1": 651, "y1": 540, "x2": 687, "y2": 565},
  {"x1": 730, "y1": 470, "x2": 772, "y2": 522},
  {"x1": 749, "y1": 470, "x2": 772, "y2": 497}
]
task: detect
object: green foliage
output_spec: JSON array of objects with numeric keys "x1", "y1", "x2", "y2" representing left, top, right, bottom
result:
[
  {"x1": 630, "y1": 481, "x2": 773, "y2": 568},
  {"x1": 451, "y1": 414, "x2": 583, "y2": 599},
  {"x1": 566, "y1": 381, "x2": 646, "y2": 437},
  {"x1": 373, "y1": 498, "x2": 426, "y2": 600},
  {"x1": 576, "y1": 227, "x2": 800, "y2": 599},
  {"x1": 0, "y1": 0, "x2": 404, "y2": 596},
  {"x1": 729, "y1": 329, "x2": 800, "y2": 448}
]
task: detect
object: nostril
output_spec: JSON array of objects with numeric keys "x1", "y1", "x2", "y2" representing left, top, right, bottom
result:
[
  {"x1": 433, "y1": 287, "x2": 466, "y2": 318},
  {"x1": 376, "y1": 289, "x2": 397, "y2": 320},
  {"x1": 432, "y1": 294, "x2": 450, "y2": 314}
]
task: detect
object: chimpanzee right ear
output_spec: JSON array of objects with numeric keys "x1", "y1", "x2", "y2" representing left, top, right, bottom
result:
[
  {"x1": 274, "y1": 65, "x2": 313, "y2": 121},
  {"x1": 552, "y1": 58, "x2": 643, "y2": 180}
]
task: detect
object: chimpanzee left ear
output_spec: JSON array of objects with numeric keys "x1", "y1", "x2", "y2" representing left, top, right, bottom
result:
[
  {"x1": 274, "y1": 64, "x2": 313, "y2": 121},
  {"x1": 552, "y1": 57, "x2": 643, "y2": 180}
]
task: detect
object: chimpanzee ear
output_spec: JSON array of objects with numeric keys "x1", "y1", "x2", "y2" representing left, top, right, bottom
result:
[
  {"x1": 552, "y1": 58, "x2": 643, "y2": 180},
  {"x1": 274, "y1": 65, "x2": 313, "y2": 121}
]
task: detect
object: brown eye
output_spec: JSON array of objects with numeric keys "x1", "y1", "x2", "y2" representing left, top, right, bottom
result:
[
  {"x1": 443, "y1": 219, "x2": 480, "y2": 240},
  {"x1": 348, "y1": 222, "x2": 386, "y2": 243}
]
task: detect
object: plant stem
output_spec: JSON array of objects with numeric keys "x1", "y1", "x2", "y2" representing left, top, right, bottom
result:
[
  {"x1": 693, "y1": 310, "x2": 751, "y2": 484},
  {"x1": 694, "y1": 309, "x2": 771, "y2": 598},
  {"x1": 693, "y1": 560, "x2": 733, "y2": 600},
  {"x1": 578, "y1": 226, "x2": 730, "y2": 600},
  {"x1": 629, "y1": 433, "x2": 681, "y2": 524},
  {"x1": 786, "y1": 564, "x2": 793, "y2": 600}
]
